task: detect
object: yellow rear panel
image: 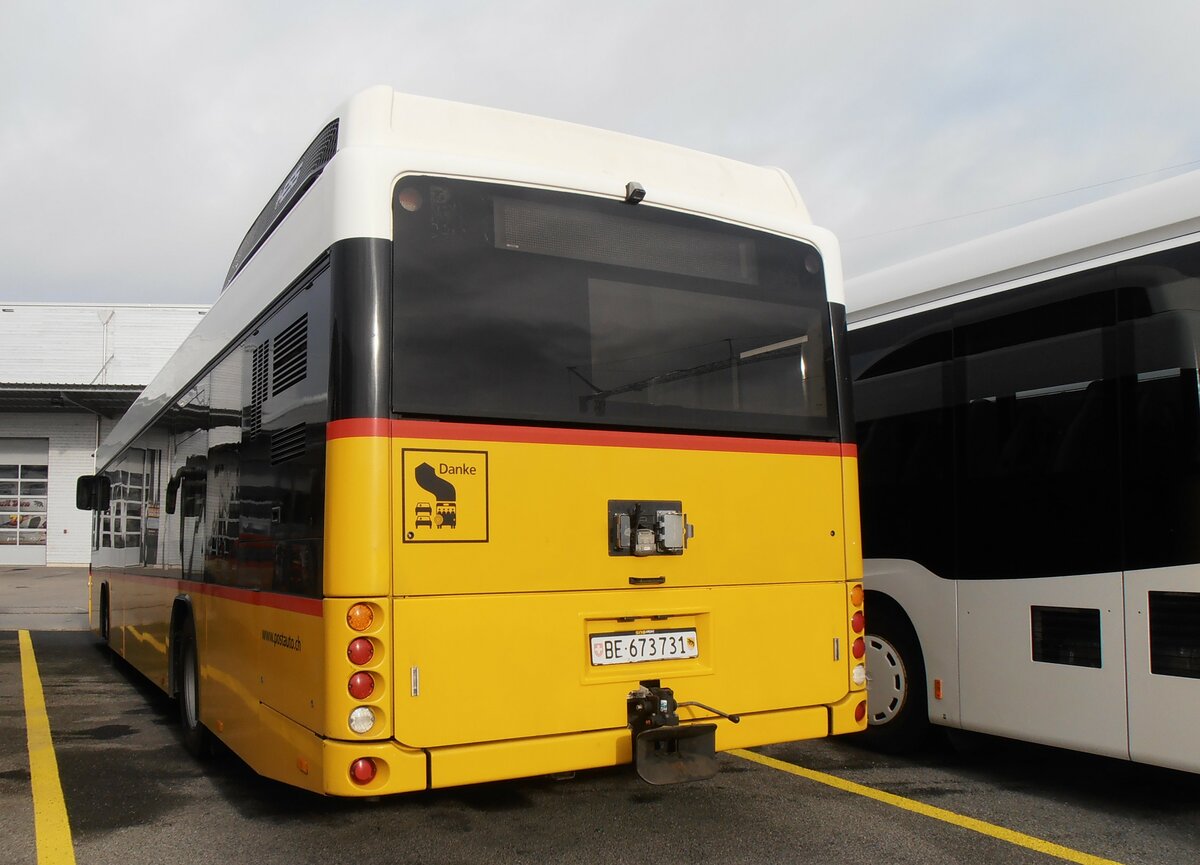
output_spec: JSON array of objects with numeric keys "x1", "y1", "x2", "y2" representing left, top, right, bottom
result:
[
  {"x1": 394, "y1": 425, "x2": 847, "y2": 595},
  {"x1": 389, "y1": 421, "x2": 854, "y2": 752}
]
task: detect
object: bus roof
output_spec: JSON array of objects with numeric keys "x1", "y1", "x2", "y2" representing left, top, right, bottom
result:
[
  {"x1": 223, "y1": 87, "x2": 828, "y2": 292},
  {"x1": 96, "y1": 89, "x2": 833, "y2": 470},
  {"x1": 339, "y1": 86, "x2": 811, "y2": 227},
  {"x1": 845, "y1": 168, "x2": 1200, "y2": 327}
]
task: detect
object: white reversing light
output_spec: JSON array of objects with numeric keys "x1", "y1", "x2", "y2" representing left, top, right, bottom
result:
[{"x1": 348, "y1": 707, "x2": 376, "y2": 734}]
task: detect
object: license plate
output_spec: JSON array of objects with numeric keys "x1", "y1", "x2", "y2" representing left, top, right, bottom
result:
[{"x1": 590, "y1": 628, "x2": 699, "y2": 666}]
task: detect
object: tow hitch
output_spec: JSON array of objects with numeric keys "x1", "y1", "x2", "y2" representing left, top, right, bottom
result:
[{"x1": 627, "y1": 682, "x2": 740, "y2": 785}]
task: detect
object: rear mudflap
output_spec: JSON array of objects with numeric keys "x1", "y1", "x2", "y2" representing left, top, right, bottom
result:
[{"x1": 634, "y1": 723, "x2": 719, "y2": 784}]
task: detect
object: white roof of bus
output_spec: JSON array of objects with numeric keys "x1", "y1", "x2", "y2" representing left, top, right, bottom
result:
[
  {"x1": 96, "y1": 89, "x2": 833, "y2": 469},
  {"x1": 338, "y1": 86, "x2": 812, "y2": 230},
  {"x1": 846, "y1": 168, "x2": 1200, "y2": 326}
]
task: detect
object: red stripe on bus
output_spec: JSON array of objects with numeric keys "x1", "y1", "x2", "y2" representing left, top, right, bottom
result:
[
  {"x1": 200, "y1": 583, "x2": 324, "y2": 617},
  {"x1": 327, "y1": 417, "x2": 855, "y2": 457},
  {"x1": 326, "y1": 417, "x2": 392, "y2": 439},
  {"x1": 97, "y1": 571, "x2": 323, "y2": 617}
]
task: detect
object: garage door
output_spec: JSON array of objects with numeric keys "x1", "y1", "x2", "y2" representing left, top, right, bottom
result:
[{"x1": 0, "y1": 438, "x2": 49, "y2": 565}]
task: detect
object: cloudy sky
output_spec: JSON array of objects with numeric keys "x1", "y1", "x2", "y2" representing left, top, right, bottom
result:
[{"x1": 4, "y1": 1, "x2": 1199, "y2": 305}]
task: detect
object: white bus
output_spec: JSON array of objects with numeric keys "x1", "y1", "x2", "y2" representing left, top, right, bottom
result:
[{"x1": 847, "y1": 170, "x2": 1200, "y2": 772}]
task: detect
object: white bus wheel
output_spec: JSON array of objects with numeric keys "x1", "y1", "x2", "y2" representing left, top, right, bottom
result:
[{"x1": 860, "y1": 602, "x2": 930, "y2": 753}]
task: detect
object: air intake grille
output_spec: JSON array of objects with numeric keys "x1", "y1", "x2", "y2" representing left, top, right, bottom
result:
[
  {"x1": 272, "y1": 314, "x2": 308, "y2": 395},
  {"x1": 270, "y1": 423, "x2": 307, "y2": 465},
  {"x1": 224, "y1": 120, "x2": 339, "y2": 288},
  {"x1": 244, "y1": 342, "x2": 269, "y2": 436}
]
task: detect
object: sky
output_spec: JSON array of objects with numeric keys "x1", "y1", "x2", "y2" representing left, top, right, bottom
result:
[{"x1": 4, "y1": 1, "x2": 1200, "y2": 305}]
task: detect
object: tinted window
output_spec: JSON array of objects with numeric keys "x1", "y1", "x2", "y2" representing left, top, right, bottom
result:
[
  {"x1": 97, "y1": 267, "x2": 331, "y2": 597},
  {"x1": 851, "y1": 312, "x2": 954, "y2": 576},
  {"x1": 224, "y1": 272, "x2": 331, "y2": 597},
  {"x1": 1117, "y1": 247, "x2": 1200, "y2": 570},
  {"x1": 956, "y1": 287, "x2": 1120, "y2": 579},
  {"x1": 853, "y1": 239, "x2": 1200, "y2": 579},
  {"x1": 392, "y1": 178, "x2": 838, "y2": 438}
]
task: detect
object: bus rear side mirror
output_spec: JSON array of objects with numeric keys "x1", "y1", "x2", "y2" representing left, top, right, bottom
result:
[{"x1": 76, "y1": 475, "x2": 111, "y2": 511}]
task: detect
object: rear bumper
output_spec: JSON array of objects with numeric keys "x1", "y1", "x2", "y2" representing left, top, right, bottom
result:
[
  {"x1": 429, "y1": 702, "x2": 832, "y2": 789},
  {"x1": 259, "y1": 701, "x2": 836, "y2": 796}
]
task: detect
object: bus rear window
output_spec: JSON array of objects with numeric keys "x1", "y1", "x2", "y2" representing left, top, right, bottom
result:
[{"x1": 391, "y1": 177, "x2": 837, "y2": 438}]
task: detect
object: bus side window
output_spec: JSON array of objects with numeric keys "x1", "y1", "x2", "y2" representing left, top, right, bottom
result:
[{"x1": 956, "y1": 288, "x2": 1120, "y2": 580}]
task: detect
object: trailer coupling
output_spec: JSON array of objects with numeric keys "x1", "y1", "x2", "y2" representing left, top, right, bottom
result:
[{"x1": 627, "y1": 682, "x2": 740, "y2": 785}]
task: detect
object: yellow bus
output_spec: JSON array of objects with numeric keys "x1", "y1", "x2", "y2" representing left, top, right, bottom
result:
[{"x1": 76, "y1": 87, "x2": 865, "y2": 796}]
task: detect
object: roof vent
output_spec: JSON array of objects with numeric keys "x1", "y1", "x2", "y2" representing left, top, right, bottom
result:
[{"x1": 224, "y1": 120, "x2": 339, "y2": 289}]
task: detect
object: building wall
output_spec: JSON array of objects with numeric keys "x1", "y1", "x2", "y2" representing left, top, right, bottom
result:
[
  {"x1": 2, "y1": 412, "x2": 116, "y2": 565},
  {"x1": 0, "y1": 302, "x2": 209, "y2": 565},
  {"x1": 0, "y1": 303, "x2": 208, "y2": 385}
]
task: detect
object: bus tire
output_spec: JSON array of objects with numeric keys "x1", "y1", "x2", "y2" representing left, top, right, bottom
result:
[
  {"x1": 861, "y1": 599, "x2": 930, "y2": 752},
  {"x1": 99, "y1": 583, "x2": 110, "y2": 645},
  {"x1": 178, "y1": 617, "x2": 212, "y2": 759}
]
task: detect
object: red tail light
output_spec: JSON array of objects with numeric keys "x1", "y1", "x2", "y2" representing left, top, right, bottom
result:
[
  {"x1": 350, "y1": 758, "x2": 377, "y2": 785},
  {"x1": 852, "y1": 637, "x2": 865, "y2": 659},
  {"x1": 347, "y1": 638, "x2": 374, "y2": 665},
  {"x1": 348, "y1": 672, "x2": 375, "y2": 700},
  {"x1": 851, "y1": 611, "x2": 865, "y2": 633},
  {"x1": 854, "y1": 700, "x2": 867, "y2": 723}
]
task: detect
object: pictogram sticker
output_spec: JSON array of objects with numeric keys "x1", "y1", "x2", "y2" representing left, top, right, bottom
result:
[{"x1": 402, "y1": 449, "x2": 488, "y2": 543}]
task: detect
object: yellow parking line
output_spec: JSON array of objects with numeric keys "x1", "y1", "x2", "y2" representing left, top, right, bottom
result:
[
  {"x1": 731, "y1": 748, "x2": 1123, "y2": 865},
  {"x1": 19, "y1": 631, "x2": 78, "y2": 865}
]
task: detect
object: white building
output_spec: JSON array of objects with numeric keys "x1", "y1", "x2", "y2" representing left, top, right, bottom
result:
[{"x1": 0, "y1": 303, "x2": 209, "y2": 565}]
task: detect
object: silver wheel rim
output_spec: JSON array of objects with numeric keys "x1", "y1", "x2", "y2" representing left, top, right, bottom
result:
[
  {"x1": 866, "y1": 634, "x2": 907, "y2": 726},
  {"x1": 183, "y1": 643, "x2": 198, "y2": 729}
]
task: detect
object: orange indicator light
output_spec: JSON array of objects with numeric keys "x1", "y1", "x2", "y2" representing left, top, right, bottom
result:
[
  {"x1": 850, "y1": 585, "x2": 864, "y2": 606},
  {"x1": 347, "y1": 603, "x2": 374, "y2": 632}
]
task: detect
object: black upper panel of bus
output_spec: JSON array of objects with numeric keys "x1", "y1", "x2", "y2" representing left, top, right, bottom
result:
[{"x1": 223, "y1": 120, "x2": 340, "y2": 289}]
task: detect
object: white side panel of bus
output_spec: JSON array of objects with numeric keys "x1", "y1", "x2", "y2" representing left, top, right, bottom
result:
[
  {"x1": 957, "y1": 575, "x2": 1129, "y2": 760},
  {"x1": 1125, "y1": 564, "x2": 1200, "y2": 773},
  {"x1": 863, "y1": 558, "x2": 961, "y2": 727}
]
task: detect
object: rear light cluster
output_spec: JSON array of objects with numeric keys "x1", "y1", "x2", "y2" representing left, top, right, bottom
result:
[
  {"x1": 849, "y1": 583, "x2": 867, "y2": 691},
  {"x1": 850, "y1": 583, "x2": 868, "y2": 723},
  {"x1": 345, "y1": 602, "x2": 384, "y2": 786}
]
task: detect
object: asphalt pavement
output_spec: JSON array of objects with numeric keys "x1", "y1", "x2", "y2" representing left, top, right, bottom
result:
[
  {"x1": 4, "y1": 567, "x2": 1200, "y2": 864},
  {"x1": 0, "y1": 566, "x2": 88, "y2": 631}
]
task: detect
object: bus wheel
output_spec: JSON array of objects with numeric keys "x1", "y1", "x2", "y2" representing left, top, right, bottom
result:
[
  {"x1": 99, "y1": 584, "x2": 110, "y2": 645},
  {"x1": 178, "y1": 618, "x2": 211, "y2": 759},
  {"x1": 862, "y1": 603, "x2": 929, "y2": 752}
]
